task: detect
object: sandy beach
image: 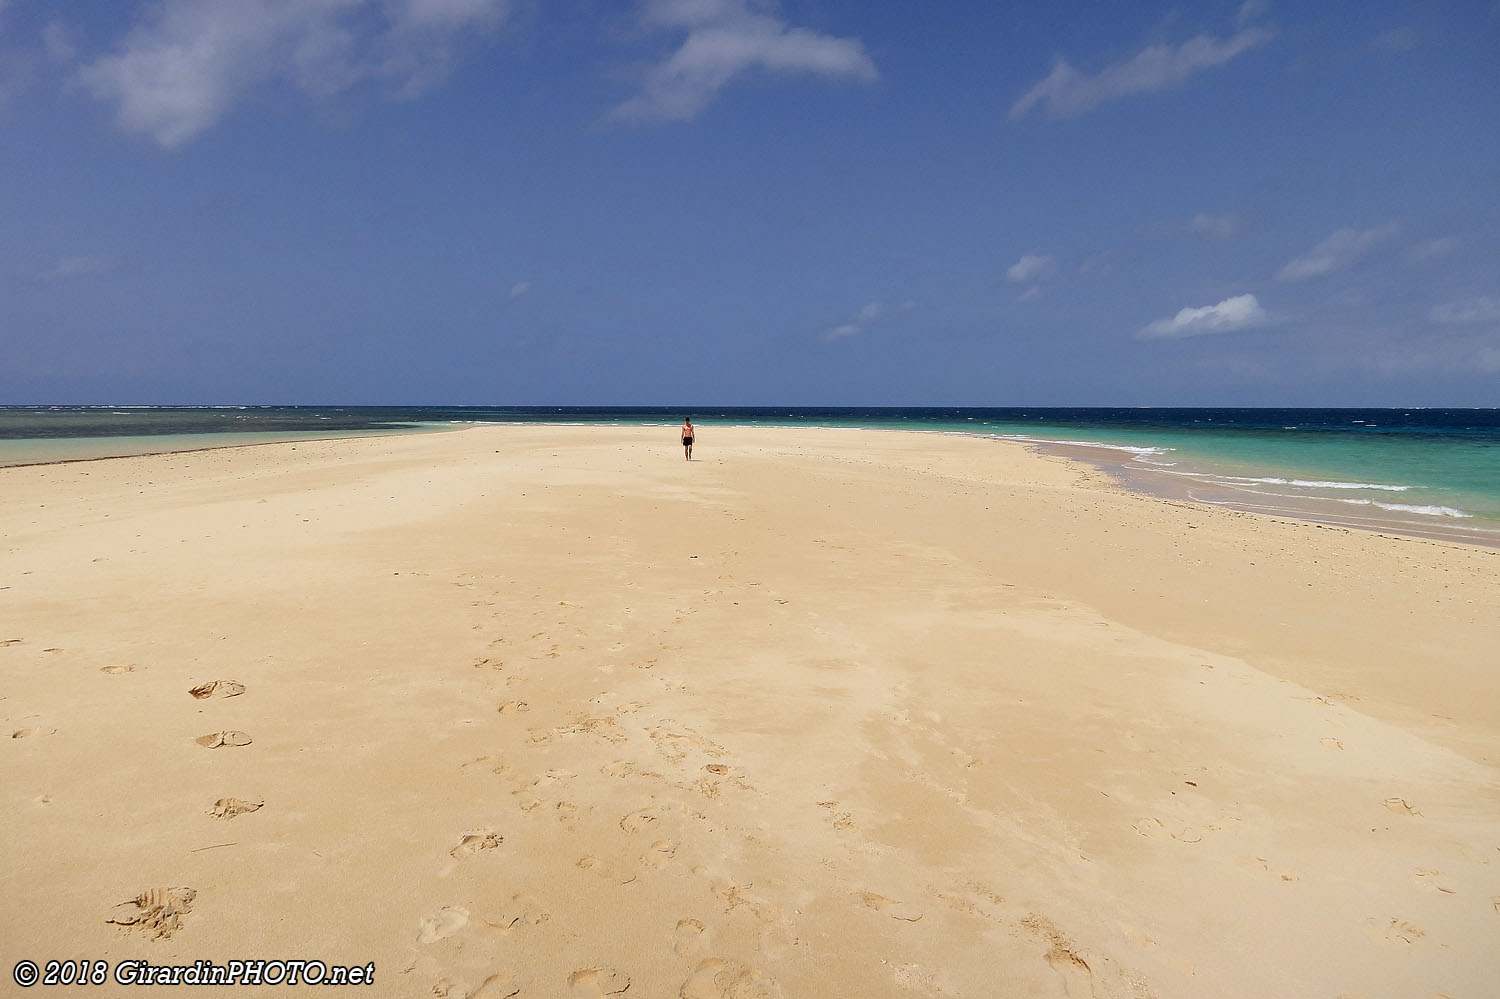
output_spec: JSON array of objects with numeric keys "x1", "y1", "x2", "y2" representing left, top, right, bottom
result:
[{"x1": 3, "y1": 424, "x2": 1497, "y2": 998}]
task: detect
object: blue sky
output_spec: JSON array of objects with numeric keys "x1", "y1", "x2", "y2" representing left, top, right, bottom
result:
[{"x1": 2, "y1": 0, "x2": 1497, "y2": 405}]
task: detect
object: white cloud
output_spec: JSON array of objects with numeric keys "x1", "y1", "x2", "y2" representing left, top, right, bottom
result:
[
  {"x1": 1407, "y1": 236, "x2": 1455, "y2": 262},
  {"x1": 1078, "y1": 250, "x2": 1117, "y2": 278},
  {"x1": 43, "y1": 21, "x2": 77, "y2": 64},
  {"x1": 1006, "y1": 253, "x2": 1055, "y2": 284},
  {"x1": 377, "y1": 0, "x2": 512, "y2": 98},
  {"x1": 1017, "y1": 285, "x2": 1041, "y2": 302},
  {"x1": 824, "y1": 300, "x2": 882, "y2": 341},
  {"x1": 1276, "y1": 223, "x2": 1399, "y2": 282},
  {"x1": 1010, "y1": 26, "x2": 1273, "y2": 120},
  {"x1": 1188, "y1": 212, "x2": 1240, "y2": 239},
  {"x1": 27, "y1": 255, "x2": 119, "y2": 282},
  {"x1": 1236, "y1": 0, "x2": 1270, "y2": 29},
  {"x1": 612, "y1": 0, "x2": 876, "y2": 123},
  {"x1": 508, "y1": 281, "x2": 531, "y2": 299},
  {"x1": 1430, "y1": 297, "x2": 1500, "y2": 325},
  {"x1": 1138, "y1": 293, "x2": 1266, "y2": 340},
  {"x1": 78, "y1": 0, "x2": 512, "y2": 148}
]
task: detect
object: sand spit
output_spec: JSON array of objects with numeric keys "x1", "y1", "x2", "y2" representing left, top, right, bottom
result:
[{"x1": 2, "y1": 425, "x2": 1497, "y2": 997}]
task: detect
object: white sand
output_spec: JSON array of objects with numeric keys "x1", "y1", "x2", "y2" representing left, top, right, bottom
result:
[{"x1": 3, "y1": 425, "x2": 1497, "y2": 997}]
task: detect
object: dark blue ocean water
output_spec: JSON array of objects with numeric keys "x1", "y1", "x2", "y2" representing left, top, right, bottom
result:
[{"x1": 3, "y1": 406, "x2": 1497, "y2": 542}]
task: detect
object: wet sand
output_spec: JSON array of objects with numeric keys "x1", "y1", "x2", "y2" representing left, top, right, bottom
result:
[{"x1": 1036, "y1": 441, "x2": 1500, "y2": 549}]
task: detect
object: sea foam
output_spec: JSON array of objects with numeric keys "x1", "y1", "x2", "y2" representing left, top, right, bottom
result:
[
  {"x1": 990, "y1": 434, "x2": 1173, "y2": 456},
  {"x1": 1335, "y1": 498, "x2": 1474, "y2": 518},
  {"x1": 1226, "y1": 476, "x2": 1412, "y2": 491}
]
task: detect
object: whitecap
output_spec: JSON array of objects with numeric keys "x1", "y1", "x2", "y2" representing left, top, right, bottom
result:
[
  {"x1": 1216, "y1": 475, "x2": 1411, "y2": 491},
  {"x1": 990, "y1": 434, "x2": 1174, "y2": 456},
  {"x1": 1333, "y1": 498, "x2": 1473, "y2": 518},
  {"x1": 1374, "y1": 502, "x2": 1473, "y2": 518}
]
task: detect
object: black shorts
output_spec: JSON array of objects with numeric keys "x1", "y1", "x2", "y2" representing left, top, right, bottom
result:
[{"x1": 682, "y1": 436, "x2": 694, "y2": 446}]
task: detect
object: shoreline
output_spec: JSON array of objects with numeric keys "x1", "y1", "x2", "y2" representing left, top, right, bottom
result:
[
  {"x1": 1034, "y1": 440, "x2": 1500, "y2": 550},
  {"x1": 3, "y1": 424, "x2": 1497, "y2": 998},
  {"x1": 0, "y1": 426, "x2": 453, "y2": 470},
  {"x1": 6, "y1": 419, "x2": 1495, "y2": 550}
]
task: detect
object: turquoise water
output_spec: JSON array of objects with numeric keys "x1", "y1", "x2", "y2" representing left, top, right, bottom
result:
[
  {"x1": 951, "y1": 423, "x2": 1498, "y2": 545},
  {"x1": 0, "y1": 428, "x2": 435, "y2": 466},
  {"x1": 960, "y1": 422, "x2": 1500, "y2": 522},
  {"x1": 3, "y1": 406, "x2": 1496, "y2": 544}
]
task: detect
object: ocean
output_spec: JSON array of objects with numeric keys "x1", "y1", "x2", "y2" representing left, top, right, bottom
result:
[{"x1": 3, "y1": 406, "x2": 1497, "y2": 546}]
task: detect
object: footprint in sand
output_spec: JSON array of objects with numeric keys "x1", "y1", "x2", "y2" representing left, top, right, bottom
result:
[
  {"x1": 1320, "y1": 737, "x2": 1344, "y2": 750},
  {"x1": 673, "y1": 918, "x2": 707, "y2": 957},
  {"x1": 678, "y1": 958, "x2": 782, "y2": 999},
  {"x1": 1244, "y1": 857, "x2": 1299, "y2": 882},
  {"x1": 600, "y1": 760, "x2": 639, "y2": 778},
  {"x1": 1132, "y1": 817, "x2": 1202, "y2": 843},
  {"x1": 858, "y1": 891, "x2": 923, "y2": 922},
  {"x1": 11, "y1": 727, "x2": 56, "y2": 739},
  {"x1": 189, "y1": 680, "x2": 245, "y2": 699},
  {"x1": 469, "y1": 973, "x2": 522, "y2": 998},
  {"x1": 578, "y1": 856, "x2": 637, "y2": 885},
  {"x1": 1022, "y1": 916, "x2": 1094, "y2": 999},
  {"x1": 1044, "y1": 945, "x2": 1095, "y2": 999},
  {"x1": 567, "y1": 968, "x2": 630, "y2": 996},
  {"x1": 108, "y1": 887, "x2": 196, "y2": 940},
  {"x1": 648, "y1": 726, "x2": 724, "y2": 764},
  {"x1": 1413, "y1": 868, "x2": 1456, "y2": 894},
  {"x1": 498, "y1": 700, "x2": 530, "y2": 716},
  {"x1": 513, "y1": 790, "x2": 542, "y2": 813},
  {"x1": 1383, "y1": 797, "x2": 1421, "y2": 816},
  {"x1": 451, "y1": 830, "x2": 503, "y2": 859},
  {"x1": 208, "y1": 797, "x2": 263, "y2": 819},
  {"x1": 527, "y1": 729, "x2": 553, "y2": 745},
  {"x1": 556, "y1": 802, "x2": 580, "y2": 828},
  {"x1": 557, "y1": 715, "x2": 630, "y2": 744},
  {"x1": 195, "y1": 731, "x2": 252, "y2": 749},
  {"x1": 100, "y1": 665, "x2": 134, "y2": 675},
  {"x1": 817, "y1": 801, "x2": 856, "y2": 831},
  {"x1": 643, "y1": 840, "x2": 677, "y2": 869},
  {"x1": 417, "y1": 907, "x2": 469, "y2": 944},
  {"x1": 1381, "y1": 918, "x2": 1425, "y2": 945},
  {"x1": 485, "y1": 892, "x2": 550, "y2": 933},
  {"x1": 620, "y1": 806, "x2": 664, "y2": 833},
  {"x1": 695, "y1": 868, "x2": 778, "y2": 923}
]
